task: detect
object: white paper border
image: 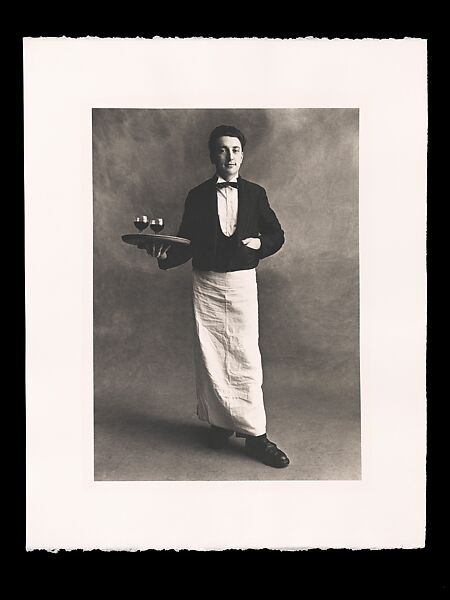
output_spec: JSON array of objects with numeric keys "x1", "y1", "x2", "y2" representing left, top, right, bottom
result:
[{"x1": 24, "y1": 38, "x2": 427, "y2": 550}]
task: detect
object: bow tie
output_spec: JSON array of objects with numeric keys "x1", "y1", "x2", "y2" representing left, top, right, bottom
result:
[{"x1": 216, "y1": 181, "x2": 238, "y2": 189}]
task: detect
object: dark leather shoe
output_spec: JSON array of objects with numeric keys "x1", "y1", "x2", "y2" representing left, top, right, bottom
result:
[
  {"x1": 208, "y1": 425, "x2": 234, "y2": 449},
  {"x1": 245, "y1": 435, "x2": 290, "y2": 468}
]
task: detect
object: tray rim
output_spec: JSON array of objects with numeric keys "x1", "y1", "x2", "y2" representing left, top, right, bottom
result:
[{"x1": 121, "y1": 233, "x2": 191, "y2": 245}]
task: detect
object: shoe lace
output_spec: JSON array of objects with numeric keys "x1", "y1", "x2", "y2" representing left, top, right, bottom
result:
[{"x1": 265, "y1": 440, "x2": 281, "y2": 455}]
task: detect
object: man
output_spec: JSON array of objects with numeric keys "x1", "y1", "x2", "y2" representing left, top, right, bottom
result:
[{"x1": 146, "y1": 125, "x2": 289, "y2": 468}]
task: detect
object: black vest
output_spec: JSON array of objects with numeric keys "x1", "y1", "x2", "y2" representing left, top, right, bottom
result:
[{"x1": 211, "y1": 214, "x2": 238, "y2": 272}]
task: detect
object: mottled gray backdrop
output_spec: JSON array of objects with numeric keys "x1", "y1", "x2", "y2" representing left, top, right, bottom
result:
[{"x1": 93, "y1": 108, "x2": 360, "y2": 480}]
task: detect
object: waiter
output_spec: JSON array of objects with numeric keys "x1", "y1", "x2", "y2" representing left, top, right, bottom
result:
[{"x1": 147, "y1": 125, "x2": 289, "y2": 469}]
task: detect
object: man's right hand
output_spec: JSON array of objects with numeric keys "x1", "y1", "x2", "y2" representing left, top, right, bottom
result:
[{"x1": 137, "y1": 242, "x2": 171, "y2": 260}]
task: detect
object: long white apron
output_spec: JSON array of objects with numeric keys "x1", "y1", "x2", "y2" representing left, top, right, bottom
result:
[{"x1": 192, "y1": 267, "x2": 266, "y2": 436}]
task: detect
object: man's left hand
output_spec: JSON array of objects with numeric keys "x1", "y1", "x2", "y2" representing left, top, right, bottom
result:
[{"x1": 242, "y1": 237, "x2": 261, "y2": 250}]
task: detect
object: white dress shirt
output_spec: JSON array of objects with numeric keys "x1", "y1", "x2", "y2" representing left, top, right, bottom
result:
[
  {"x1": 216, "y1": 175, "x2": 261, "y2": 249},
  {"x1": 216, "y1": 175, "x2": 239, "y2": 237}
]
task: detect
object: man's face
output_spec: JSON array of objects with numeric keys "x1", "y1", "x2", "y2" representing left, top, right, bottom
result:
[{"x1": 211, "y1": 136, "x2": 244, "y2": 180}]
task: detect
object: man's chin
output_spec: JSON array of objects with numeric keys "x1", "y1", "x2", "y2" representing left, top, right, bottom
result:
[{"x1": 219, "y1": 168, "x2": 238, "y2": 179}]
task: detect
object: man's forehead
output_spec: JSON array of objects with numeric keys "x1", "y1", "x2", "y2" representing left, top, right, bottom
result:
[{"x1": 216, "y1": 136, "x2": 242, "y2": 148}]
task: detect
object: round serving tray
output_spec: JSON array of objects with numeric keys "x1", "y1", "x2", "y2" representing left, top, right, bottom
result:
[{"x1": 122, "y1": 233, "x2": 191, "y2": 246}]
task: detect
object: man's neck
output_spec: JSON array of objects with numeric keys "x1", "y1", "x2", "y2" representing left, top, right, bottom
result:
[{"x1": 216, "y1": 173, "x2": 239, "y2": 183}]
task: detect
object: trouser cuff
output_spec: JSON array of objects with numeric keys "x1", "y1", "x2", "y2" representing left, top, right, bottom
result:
[{"x1": 236, "y1": 432, "x2": 267, "y2": 439}]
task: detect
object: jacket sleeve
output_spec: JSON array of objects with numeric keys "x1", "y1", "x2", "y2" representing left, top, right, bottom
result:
[
  {"x1": 257, "y1": 189, "x2": 285, "y2": 260},
  {"x1": 157, "y1": 192, "x2": 195, "y2": 270}
]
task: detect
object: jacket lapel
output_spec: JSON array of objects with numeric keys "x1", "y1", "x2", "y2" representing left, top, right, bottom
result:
[
  {"x1": 235, "y1": 176, "x2": 250, "y2": 245},
  {"x1": 205, "y1": 177, "x2": 219, "y2": 252},
  {"x1": 206, "y1": 176, "x2": 218, "y2": 221}
]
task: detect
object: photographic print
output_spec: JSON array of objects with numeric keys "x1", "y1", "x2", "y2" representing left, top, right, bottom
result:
[{"x1": 25, "y1": 38, "x2": 426, "y2": 550}]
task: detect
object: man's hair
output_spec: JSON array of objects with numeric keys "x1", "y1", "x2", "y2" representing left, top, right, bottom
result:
[{"x1": 208, "y1": 125, "x2": 247, "y2": 156}]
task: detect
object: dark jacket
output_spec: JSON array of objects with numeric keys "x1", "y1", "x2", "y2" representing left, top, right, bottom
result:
[{"x1": 158, "y1": 176, "x2": 285, "y2": 271}]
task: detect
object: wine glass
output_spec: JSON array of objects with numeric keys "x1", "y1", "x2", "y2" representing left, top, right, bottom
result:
[
  {"x1": 149, "y1": 218, "x2": 164, "y2": 234},
  {"x1": 134, "y1": 215, "x2": 149, "y2": 233}
]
